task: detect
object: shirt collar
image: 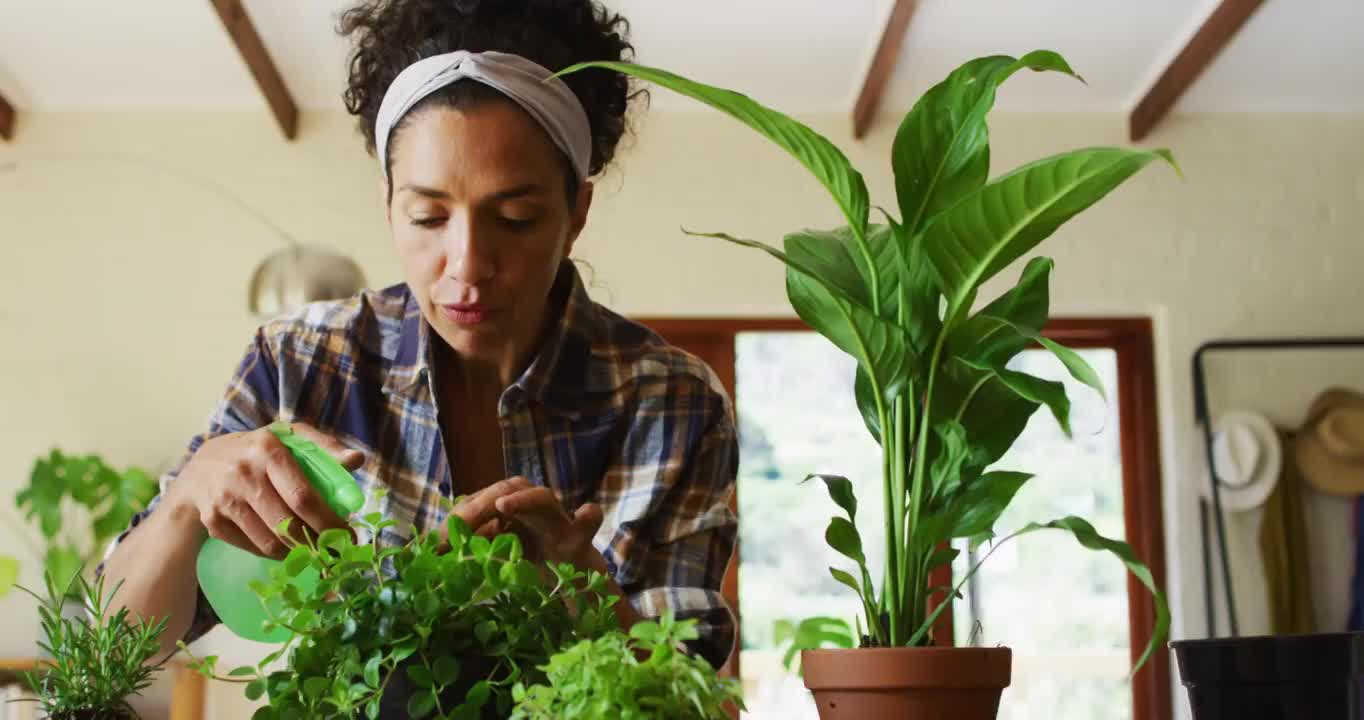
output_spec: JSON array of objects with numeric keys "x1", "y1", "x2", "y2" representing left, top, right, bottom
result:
[{"x1": 382, "y1": 261, "x2": 595, "y2": 419}]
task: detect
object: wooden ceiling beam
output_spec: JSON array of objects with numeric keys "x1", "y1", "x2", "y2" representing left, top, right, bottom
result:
[
  {"x1": 852, "y1": 0, "x2": 920, "y2": 140},
  {"x1": 209, "y1": 0, "x2": 298, "y2": 140},
  {"x1": 0, "y1": 90, "x2": 14, "y2": 141},
  {"x1": 1129, "y1": 0, "x2": 1265, "y2": 142}
]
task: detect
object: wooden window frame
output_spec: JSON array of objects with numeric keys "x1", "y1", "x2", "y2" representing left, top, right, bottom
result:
[{"x1": 637, "y1": 316, "x2": 1169, "y2": 720}]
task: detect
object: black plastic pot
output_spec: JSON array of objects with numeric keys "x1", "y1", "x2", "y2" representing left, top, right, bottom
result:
[
  {"x1": 1171, "y1": 632, "x2": 1364, "y2": 719},
  {"x1": 377, "y1": 654, "x2": 502, "y2": 720}
]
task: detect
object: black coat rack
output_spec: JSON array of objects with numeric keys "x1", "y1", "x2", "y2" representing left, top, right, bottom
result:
[{"x1": 1193, "y1": 337, "x2": 1364, "y2": 638}]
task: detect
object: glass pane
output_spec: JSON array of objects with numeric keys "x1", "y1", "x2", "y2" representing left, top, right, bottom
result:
[
  {"x1": 953, "y1": 348, "x2": 1128, "y2": 720},
  {"x1": 735, "y1": 332, "x2": 872, "y2": 719},
  {"x1": 735, "y1": 333, "x2": 1129, "y2": 720}
]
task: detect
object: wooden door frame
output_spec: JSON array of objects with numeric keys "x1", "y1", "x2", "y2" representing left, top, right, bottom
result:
[{"x1": 637, "y1": 316, "x2": 1170, "y2": 720}]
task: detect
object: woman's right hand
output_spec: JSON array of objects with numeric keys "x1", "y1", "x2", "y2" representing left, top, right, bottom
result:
[{"x1": 162, "y1": 423, "x2": 366, "y2": 560}]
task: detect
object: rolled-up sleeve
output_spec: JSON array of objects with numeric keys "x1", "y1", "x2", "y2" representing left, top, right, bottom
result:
[
  {"x1": 613, "y1": 380, "x2": 739, "y2": 669},
  {"x1": 97, "y1": 328, "x2": 280, "y2": 644}
]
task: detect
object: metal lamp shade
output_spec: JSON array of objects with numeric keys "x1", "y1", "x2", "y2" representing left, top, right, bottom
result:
[{"x1": 247, "y1": 245, "x2": 366, "y2": 319}]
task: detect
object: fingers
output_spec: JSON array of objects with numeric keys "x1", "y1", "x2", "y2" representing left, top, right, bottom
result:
[
  {"x1": 473, "y1": 518, "x2": 504, "y2": 538},
  {"x1": 288, "y1": 422, "x2": 366, "y2": 471},
  {"x1": 572, "y1": 503, "x2": 605, "y2": 536},
  {"x1": 203, "y1": 496, "x2": 288, "y2": 560},
  {"x1": 452, "y1": 477, "x2": 532, "y2": 530},
  {"x1": 259, "y1": 433, "x2": 348, "y2": 534},
  {"x1": 242, "y1": 471, "x2": 310, "y2": 546},
  {"x1": 493, "y1": 487, "x2": 566, "y2": 536},
  {"x1": 200, "y1": 511, "x2": 259, "y2": 557}
]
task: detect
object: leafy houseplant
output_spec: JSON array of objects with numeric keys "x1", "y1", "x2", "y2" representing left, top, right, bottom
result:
[
  {"x1": 510, "y1": 611, "x2": 744, "y2": 720},
  {"x1": 1, "y1": 451, "x2": 157, "y2": 599},
  {"x1": 187, "y1": 507, "x2": 619, "y2": 720},
  {"x1": 19, "y1": 571, "x2": 169, "y2": 720},
  {"x1": 561, "y1": 50, "x2": 1174, "y2": 717}
]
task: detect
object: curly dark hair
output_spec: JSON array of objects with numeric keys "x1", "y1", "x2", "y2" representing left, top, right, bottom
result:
[{"x1": 338, "y1": 0, "x2": 639, "y2": 199}]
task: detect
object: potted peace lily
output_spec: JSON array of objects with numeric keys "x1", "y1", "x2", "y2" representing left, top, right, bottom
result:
[{"x1": 561, "y1": 51, "x2": 1174, "y2": 718}]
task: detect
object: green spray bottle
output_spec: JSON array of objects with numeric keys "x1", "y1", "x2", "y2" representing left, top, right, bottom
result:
[{"x1": 195, "y1": 422, "x2": 366, "y2": 642}]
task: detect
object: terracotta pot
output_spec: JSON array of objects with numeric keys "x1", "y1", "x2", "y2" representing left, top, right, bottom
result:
[{"x1": 802, "y1": 646, "x2": 1012, "y2": 719}]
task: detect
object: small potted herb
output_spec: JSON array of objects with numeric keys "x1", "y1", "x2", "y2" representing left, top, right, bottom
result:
[
  {"x1": 19, "y1": 571, "x2": 169, "y2": 720},
  {"x1": 561, "y1": 50, "x2": 1174, "y2": 718},
  {"x1": 189, "y1": 505, "x2": 618, "y2": 719},
  {"x1": 511, "y1": 610, "x2": 743, "y2": 720}
]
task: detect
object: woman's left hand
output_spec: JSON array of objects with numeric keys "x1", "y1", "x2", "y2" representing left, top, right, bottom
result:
[{"x1": 489, "y1": 478, "x2": 605, "y2": 568}]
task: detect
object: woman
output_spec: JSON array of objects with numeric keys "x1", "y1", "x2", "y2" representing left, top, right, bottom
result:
[{"x1": 100, "y1": 0, "x2": 737, "y2": 676}]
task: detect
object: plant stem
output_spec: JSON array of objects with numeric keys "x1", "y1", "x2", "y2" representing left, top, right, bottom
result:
[
  {"x1": 888, "y1": 395, "x2": 907, "y2": 646},
  {"x1": 904, "y1": 332, "x2": 948, "y2": 644},
  {"x1": 908, "y1": 529, "x2": 1024, "y2": 647},
  {"x1": 875, "y1": 392, "x2": 896, "y2": 647}
]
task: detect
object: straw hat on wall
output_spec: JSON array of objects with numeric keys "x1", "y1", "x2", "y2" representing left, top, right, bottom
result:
[{"x1": 1295, "y1": 388, "x2": 1364, "y2": 496}]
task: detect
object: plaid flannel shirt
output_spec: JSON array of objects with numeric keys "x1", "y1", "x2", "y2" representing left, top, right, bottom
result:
[{"x1": 105, "y1": 262, "x2": 738, "y2": 667}]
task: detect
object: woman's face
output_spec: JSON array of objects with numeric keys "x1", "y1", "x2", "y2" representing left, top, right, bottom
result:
[{"x1": 385, "y1": 100, "x2": 591, "y2": 372}]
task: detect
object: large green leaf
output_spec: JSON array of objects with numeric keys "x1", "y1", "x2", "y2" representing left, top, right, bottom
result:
[
  {"x1": 933, "y1": 358, "x2": 1040, "y2": 467},
  {"x1": 950, "y1": 257, "x2": 1052, "y2": 366},
  {"x1": 1040, "y1": 337, "x2": 1108, "y2": 402},
  {"x1": 854, "y1": 367, "x2": 882, "y2": 444},
  {"x1": 894, "y1": 51, "x2": 1081, "y2": 235},
  {"x1": 895, "y1": 223, "x2": 943, "y2": 357},
  {"x1": 945, "y1": 471, "x2": 1033, "y2": 540},
  {"x1": 560, "y1": 61, "x2": 870, "y2": 239},
  {"x1": 861, "y1": 223, "x2": 904, "y2": 318},
  {"x1": 784, "y1": 228, "x2": 877, "y2": 310},
  {"x1": 1016, "y1": 517, "x2": 1170, "y2": 673},
  {"x1": 786, "y1": 265, "x2": 914, "y2": 401},
  {"x1": 928, "y1": 421, "x2": 975, "y2": 501},
  {"x1": 961, "y1": 358, "x2": 1072, "y2": 437},
  {"x1": 785, "y1": 225, "x2": 901, "y2": 315},
  {"x1": 688, "y1": 229, "x2": 913, "y2": 399},
  {"x1": 950, "y1": 259, "x2": 1107, "y2": 403},
  {"x1": 925, "y1": 147, "x2": 1175, "y2": 329}
]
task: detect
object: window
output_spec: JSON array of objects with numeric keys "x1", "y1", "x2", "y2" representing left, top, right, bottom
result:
[{"x1": 636, "y1": 318, "x2": 1169, "y2": 720}]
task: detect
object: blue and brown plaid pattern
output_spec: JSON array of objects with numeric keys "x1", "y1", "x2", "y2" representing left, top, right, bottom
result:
[{"x1": 104, "y1": 262, "x2": 738, "y2": 667}]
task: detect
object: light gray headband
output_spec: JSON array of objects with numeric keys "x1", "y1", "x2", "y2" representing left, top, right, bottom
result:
[{"x1": 375, "y1": 50, "x2": 592, "y2": 182}]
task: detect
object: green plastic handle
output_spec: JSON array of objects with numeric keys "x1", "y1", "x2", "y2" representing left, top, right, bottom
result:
[
  {"x1": 196, "y1": 422, "x2": 364, "y2": 643},
  {"x1": 269, "y1": 422, "x2": 365, "y2": 517}
]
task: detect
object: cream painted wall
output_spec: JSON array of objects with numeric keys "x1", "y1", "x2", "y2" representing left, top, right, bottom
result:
[{"x1": 2, "y1": 108, "x2": 1362, "y2": 718}]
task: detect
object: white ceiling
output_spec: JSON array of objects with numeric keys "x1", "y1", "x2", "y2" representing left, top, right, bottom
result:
[{"x1": 0, "y1": 0, "x2": 1360, "y2": 116}]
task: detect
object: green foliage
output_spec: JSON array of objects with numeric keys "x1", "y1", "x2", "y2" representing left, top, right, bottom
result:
[
  {"x1": 772, "y1": 617, "x2": 855, "y2": 672},
  {"x1": 561, "y1": 51, "x2": 1174, "y2": 669},
  {"x1": 510, "y1": 611, "x2": 743, "y2": 720},
  {"x1": 3, "y1": 450, "x2": 158, "y2": 598},
  {"x1": 188, "y1": 511, "x2": 619, "y2": 719},
  {"x1": 19, "y1": 570, "x2": 168, "y2": 719}
]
